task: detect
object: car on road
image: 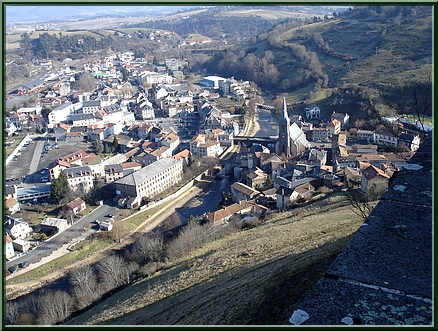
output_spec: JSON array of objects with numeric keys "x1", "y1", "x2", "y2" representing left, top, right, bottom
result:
[
  {"x1": 106, "y1": 214, "x2": 113, "y2": 218},
  {"x1": 8, "y1": 267, "x2": 16, "y2": 274}
]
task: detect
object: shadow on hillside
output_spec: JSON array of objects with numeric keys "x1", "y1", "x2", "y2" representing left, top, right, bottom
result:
[{"x1": 80, "y1": 234, "x2": 355, "y2": 326}]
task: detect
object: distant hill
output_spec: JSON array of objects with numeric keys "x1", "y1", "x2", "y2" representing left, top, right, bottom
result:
[
  {"x1": 5, "y1": 5, "x2": 188, "y2": 24},
  {"x1": 199, "y1": 5, "x2": 432, "y2": 117}
]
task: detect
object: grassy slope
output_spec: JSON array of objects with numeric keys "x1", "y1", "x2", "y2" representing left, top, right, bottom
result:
[{"x1": 66, "y1": 194, "x2": 368, "y2": 325}]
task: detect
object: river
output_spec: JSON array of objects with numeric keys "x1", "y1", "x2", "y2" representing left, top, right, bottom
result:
[{"x1": 176, "y1": 175, "x2": 232, "y2": 221}]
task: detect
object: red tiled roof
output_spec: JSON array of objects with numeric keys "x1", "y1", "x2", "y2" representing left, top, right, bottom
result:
[
  {"x1": 172, "y1": 149, "x2": 190, "y2": 160},
  {"x1": 205, "y1": 200, "x2": 253, "y2": 223},
  {"x1": 122, "y1": 162, "x2": 141, "y2": 169},
  {"x1": 66, "y1": 197, "x2": 85, "y2": 209},
  {"x1": 362, "y1": 164, "x2": 391, "y2": 180}
]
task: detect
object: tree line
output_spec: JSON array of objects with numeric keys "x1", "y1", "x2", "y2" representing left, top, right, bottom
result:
[
  {"x1": 20, "y1": 32, "x2": 114, "y2": 60},
  {"x1": 5, "y1": 213, "x2": 252, "y2": 325},
  {"x1": 128, "y1": 7, "x2": 278, "y2": 42}
]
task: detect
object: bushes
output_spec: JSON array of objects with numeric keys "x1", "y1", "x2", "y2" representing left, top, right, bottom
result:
[
  {"x1": 5, "y1": 217, "x2": 250, "y2": 325},
  {"x1": 166, "y1": 221, "x2": 238, "y2": 261}
]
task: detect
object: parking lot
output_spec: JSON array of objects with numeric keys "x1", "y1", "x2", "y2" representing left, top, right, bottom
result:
[{"x1": 6, "y1": 137, "x2": 94, "y2": 185}]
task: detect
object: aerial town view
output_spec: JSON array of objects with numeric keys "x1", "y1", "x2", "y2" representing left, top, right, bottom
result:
[{"x1": 3, "y1": 4, "x2": 433, "y2": 326}]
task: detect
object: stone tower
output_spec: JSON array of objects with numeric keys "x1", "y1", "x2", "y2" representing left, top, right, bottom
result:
[{"x1": 276, "y1": 97, "x2": 291, "y2": 157}]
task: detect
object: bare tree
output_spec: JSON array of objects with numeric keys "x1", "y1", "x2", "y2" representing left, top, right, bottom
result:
[
  {"x1": 96, "y1": 254, "x2": 135, "y2": 292},
  {"x1": 343, "y1": 169, "x2": 374, "y2": 219},
  {"x1": 111, "y1": 220, "x2": 127, "y2": 243},
  {"x1": 12, "y1": 293, "x2": 40, "y2": 325},
  {"x1": 132, "y1": 233, "x2": 166, "y2": 264},
  {"x1": 5, "y1": 301, "x2": 20, "y2": 325},
  {"x1": 37, "y1": 290, "x2": 73, "y2": 325},
  {"x1": 166, "y1": 221, "x2": 216, "y2": 260},
  {"x1": 273, "y1": 97, "x2": 284, "y2": 113},
  {"x1": 68, "y1": 264, "x2": 100, "y2": 310},
  {"x1": 76, "y1": 71, "x2": 96, "y2": 92},
  {"x1": 21, "y1": 293, "x2": 40, "y2": 316}
]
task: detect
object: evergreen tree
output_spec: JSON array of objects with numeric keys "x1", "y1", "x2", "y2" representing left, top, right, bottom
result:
[
  {"x1": 50, "y1": 171, "x2": 69, "y2": 204},
  {"x1": 112, "y1": 136, "x2": 119, "y2": 152},
  {"x1": 121, "y1": 67, "x2": 128, "y2": 82},
  {"x1": 92, "y1": 140, "x2": 103, "y2": 155},
  {"x1": 187, "y1": 153, "x2": 193, "y2": 167},
  {"x1": 104, "y1": 143, "x2": 110, "y2": 154},
  {"x1": 188, "y1": 215, "x2": 197, "y2": 226}
]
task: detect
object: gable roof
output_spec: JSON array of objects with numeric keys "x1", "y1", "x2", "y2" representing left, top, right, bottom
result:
[
  {"x1": 231, "y1": 182, "x2": 260, "y2": 197},
  {"x1": 122, "y1": 161, "x2": 141, "y2": 169},
  {"x1": 65, "y1": 197, "x2": 85, "y2": 209},
  {"x1": 5, "y1": 198, "x2": 19, "y2": 208},
  {"x1": 205, "y1": 200, "x2": 254, "y2": 223},
  {"x1": 362, "y1": 164, "x2": 391, "y2": 180},
  {"x1": 172, "y1": 149, "x2": 190, "y2": 160},
  {"x1": 4, "y1": 215, "x2": 27, "y2": 229}
]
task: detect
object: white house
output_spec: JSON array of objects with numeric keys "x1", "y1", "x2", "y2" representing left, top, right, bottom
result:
[
  {"x1": 305, "y1": 106, "x2": 321, "y2": 120},
  {"x1": 5, "y1": 216, "x2": 32, "y2": 239},
  {"x1": 5, "y1": 235, "x2": 15, "y2": 260},
  {"x1": 81, "y1": 100, "x2": 101, "y2": 114},
  {"x1": 374, "y1": 127, "x2": 398, "y2": 148},
  {"x1": 69, "y1": 113, "x2": 97, "y2": 127},
  {"x1": 63, "y1": 166, "x2": 94, "y2": 193},
  {"x1": 48, "y1": 102, "x2": 76, "y2": 128},
  {"x1": 398, "y1": 133, "x2": 421, "y2": 152},
  {"x1": 357, "y1": 130, "x2": 375, "y2": 143},
  {"x1": 190, "y1": 134, "x2": 222, "y2": 157}
]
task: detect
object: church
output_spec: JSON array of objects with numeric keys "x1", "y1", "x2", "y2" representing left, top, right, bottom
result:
[{"x1": 276, "y1": 98, "x2": 311, "y2": 157}]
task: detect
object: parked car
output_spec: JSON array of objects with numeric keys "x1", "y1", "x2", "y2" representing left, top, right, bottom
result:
[
  {"x1": 19, "y1": 261, "x2": 29, "y2": 269},
  {"x1": 106, "y1": 214, "x2": 113, "y2": 218},
  {"x1": 8, "y1": 267, "x2": 16, "y2": 274}
]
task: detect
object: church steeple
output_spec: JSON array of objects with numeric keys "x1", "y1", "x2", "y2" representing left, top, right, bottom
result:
[
  {"x1": 282, "y1": 97, "x2": 289, "y2": 121},
  {"x1": 277, "y1": 97, "x2": 291, "y2": 157}
]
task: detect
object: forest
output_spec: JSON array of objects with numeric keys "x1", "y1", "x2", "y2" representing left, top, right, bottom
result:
[{"x1": 19, "y1": 32, "x2": 115, "y2": 60}]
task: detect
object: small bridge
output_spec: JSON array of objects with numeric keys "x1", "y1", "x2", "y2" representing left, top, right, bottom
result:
[
  {"x1": 256, "y1": 103, "x2": 275, "y2": 110},
  {"x1": 233, "y1": 135, "x2": 278, "y2": 148}
]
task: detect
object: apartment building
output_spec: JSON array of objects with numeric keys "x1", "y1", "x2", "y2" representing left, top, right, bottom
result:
[{"x1": 114, "y1": 158, "x2": 183, "y2": 200}]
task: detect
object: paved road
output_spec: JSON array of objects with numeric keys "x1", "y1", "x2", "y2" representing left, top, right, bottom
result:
[{"x1": 6, "y1": 203, "x2": 115, "y2": 271}]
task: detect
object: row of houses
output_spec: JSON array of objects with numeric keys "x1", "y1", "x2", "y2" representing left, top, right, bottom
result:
[
  {"x1": 297, "y1": 107, "x2": 420, "y2": 152},
  {"x1": 226, "y1": 148, "x2": 395, "y2": 212},
  {"x1": 5, "y1": 197, "x2": 92, "y2": 261}
]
